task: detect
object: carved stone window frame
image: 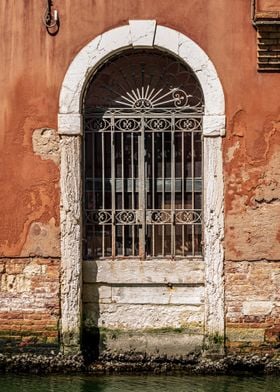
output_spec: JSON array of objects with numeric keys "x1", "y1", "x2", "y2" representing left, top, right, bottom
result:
[{"x1": 58, "y1": 20, "x2": 226, "y2": 353}]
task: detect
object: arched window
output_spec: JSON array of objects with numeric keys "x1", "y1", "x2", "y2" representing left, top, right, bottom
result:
[{"x1": 83, "y1": 49, "x2": 204, "y2": 259}]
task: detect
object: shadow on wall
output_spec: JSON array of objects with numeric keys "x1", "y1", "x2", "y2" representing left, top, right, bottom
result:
[{"x1": 82, "y1": 261, "x2": 100, "y2": 360}]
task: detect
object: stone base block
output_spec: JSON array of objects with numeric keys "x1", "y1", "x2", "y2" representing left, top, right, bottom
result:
[{"x1": 83, "y1": 327, "x2": 204, "y2": 358}]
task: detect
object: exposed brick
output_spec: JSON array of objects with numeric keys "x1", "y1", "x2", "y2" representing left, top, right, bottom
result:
[
  {"x1": 225, "y1": 260, "x2": 280, "y2": 351},
  {"x1": 0, "y1": 258, "x2": 60, "y2": 352},
  {"x1": 265, "y1": 326, "x2": 280, "y2": 343}
]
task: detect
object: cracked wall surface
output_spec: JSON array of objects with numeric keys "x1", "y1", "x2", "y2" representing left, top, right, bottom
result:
[
  {"x1": 225, "y1": 111, "x2": 280, "y2": 260},
  {"x1": 223, "y1": 82, "x2": 280, "y2": 350},
  {"x1": 32, "y1": 128, "x2": 60, "y2": 165},
  {"x1": 0, "y1": 0, "x2": 279, "y2": 354}
]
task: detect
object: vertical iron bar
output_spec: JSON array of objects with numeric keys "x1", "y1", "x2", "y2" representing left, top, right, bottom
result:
[
  {"x1": 171, "y1": 114, "x2": 175, "y2": 258},
  {"x1": 139, "y1": 115, "x2": 146, "y2": 259},
  {"x1": 92, "y1": 131, "x2": 95, "y2": 209},
  {"x1": 162, "y1": 131, "x2": 165, "y2": 256},
  {"x1": 191, "y1": 130, "x2": 195, "y2": 256},
  {"x1": 92, "y1": 130, "x2": 95, "y2": 257},
  {"x1": 201, "y1": 125, "x2": 204, "y2": 257},
  {"x1": 182, "y1": 130, "x2": 184, "y2": 257},
  {"x1": 83, "y1": 118, "x2": 86, "y2": 258},
  {"x1": 152, "y1": 132, "x2": 155, "y2": 257},
  {"x1": 102, "y1": 131, "x2": 105, "y2": 257},
  {"x1": 121, "y1": 131, "x2": 125, "y2": 256},
  {"x1": 131, "y1": 131, "x2": 135, "y2": 256},
  {"x1": 111, "y1": 116, "x2": 116, "y2": 259}
]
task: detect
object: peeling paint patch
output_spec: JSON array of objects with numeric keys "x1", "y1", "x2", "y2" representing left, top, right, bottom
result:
[
  {"x1": 226, "y1": 204, "x2": 280, "y2": 260},
  {"x1": 20, "y1": 218, "x2": 60, "y2": 258},
  {"x1": 252, "y1": 152, "x2": 280, "y2": 206},
  {"x1": 254, "y1": 180, "x2": 280, "y2": 205},
  {"x1": 225, "y1": 112, "x2": 280, "y2": 260},
  {"x1": 231, "y1": 110, "x2": 246, "y2": 137},
  {"x1": 32, "y1": 128, "x2": 60, "y2": 164},
  {"x1": 226, "y1": 140, "x2": 240, "y2": 163}
]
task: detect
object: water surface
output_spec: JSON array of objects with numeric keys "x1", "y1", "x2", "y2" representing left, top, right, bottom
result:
[{"x1": 0, "y1": 374, "x2": 279, "y2": 392}]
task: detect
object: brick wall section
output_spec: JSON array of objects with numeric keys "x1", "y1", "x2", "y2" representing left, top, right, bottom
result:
[
  {"x1": 0, "y1": 258, "x2": 60, "y2": 352},
  {"x1": 225, "y1": 260, "x2": 280, "y2": 353}
]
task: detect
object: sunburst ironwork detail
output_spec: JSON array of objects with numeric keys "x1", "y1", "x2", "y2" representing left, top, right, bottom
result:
[
  {"x1": 84, "y1": 49, "x2": 204, "y2": 115},
  {"x1": 115, "y1": 86, "x2": 190, "y2": 110},
  {"x1": 83, "y1": 48, "x2": 203, "y2": 259}
]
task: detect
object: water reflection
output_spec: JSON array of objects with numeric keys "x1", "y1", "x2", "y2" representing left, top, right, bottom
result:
[{"x1": 0, "y1": 374, "x2": 279, "y2": 392}]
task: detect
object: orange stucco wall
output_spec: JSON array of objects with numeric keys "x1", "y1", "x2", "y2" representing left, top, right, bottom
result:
[
  {"x1": 0, "y1": 0, "x2": 279, "y2": 352},
  {"x1": 1, "y1": 0, "x2": 279, "y2": 259}
]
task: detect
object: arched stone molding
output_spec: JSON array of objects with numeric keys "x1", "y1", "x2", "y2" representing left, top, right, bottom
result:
[{"x1": 58, "y1": 20, "x2": 225, "y2": 354}]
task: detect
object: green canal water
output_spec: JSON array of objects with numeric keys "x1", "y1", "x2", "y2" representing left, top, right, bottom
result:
[{"x1": 0, "y1": 374, "x2": 279, "y2": 392}]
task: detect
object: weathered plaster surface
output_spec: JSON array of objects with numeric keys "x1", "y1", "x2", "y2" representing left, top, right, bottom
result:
[
  {"x1": 204, "y1": 137, "x2": 225, "y2": 340},
  {"x1": 83, "y1": 284, "x2": 204, "y2": 305},
  {"x1": 101, "y1": 331, "x2": 204, "y2": 356},
  {"x1": 59, "y1": 20, "x2": 225, "y2": 354},
  {"x1": 32, "y1": 128, "x2": 60, "y2": 164},
  {"x1": 0, "y1": 120, "x2": 60, "y2": 258},
  {"x1": 224, "y1": 109, "x2": 280, "y2": 348},
  {"x1": 83, "y1": 259, "x2": 205, "y2": 284},
  {"x1": 84, "y1": 303, "x2": 204, "y2": 330},
  {"x1": 83, "y1": 259, "x2": 206, "y2": 354},
  {"x1": 0, "y1": 186, "x2": 60, "y2": 258},
  {"x1": 21, "y1": 219, "x2": 60, "y2": 258},
  {"x1": 225, "y1": 112, "x2": 280, "y2": 260},
  {"x1": 1, "y1": 0, "x2": 279, "y2": 355}
]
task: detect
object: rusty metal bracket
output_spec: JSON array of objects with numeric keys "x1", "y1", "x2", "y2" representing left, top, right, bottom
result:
[{"x1": 43, "y1": 0, "x2": 60, "y2": 35}]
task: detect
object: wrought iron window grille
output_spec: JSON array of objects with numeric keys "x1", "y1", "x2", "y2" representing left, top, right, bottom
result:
[{"x1": 83, "y1": 49, "x2": 204, "y2": 260}]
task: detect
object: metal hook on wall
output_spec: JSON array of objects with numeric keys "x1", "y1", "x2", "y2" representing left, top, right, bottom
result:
[{"x1": 43, "y1": 0, "x2": 60, "y2": 35}]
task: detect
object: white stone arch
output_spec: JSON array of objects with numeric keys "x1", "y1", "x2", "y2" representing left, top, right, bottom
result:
[{"x1": 58, "y1": 20, "x2": 225, "y2": 354}]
